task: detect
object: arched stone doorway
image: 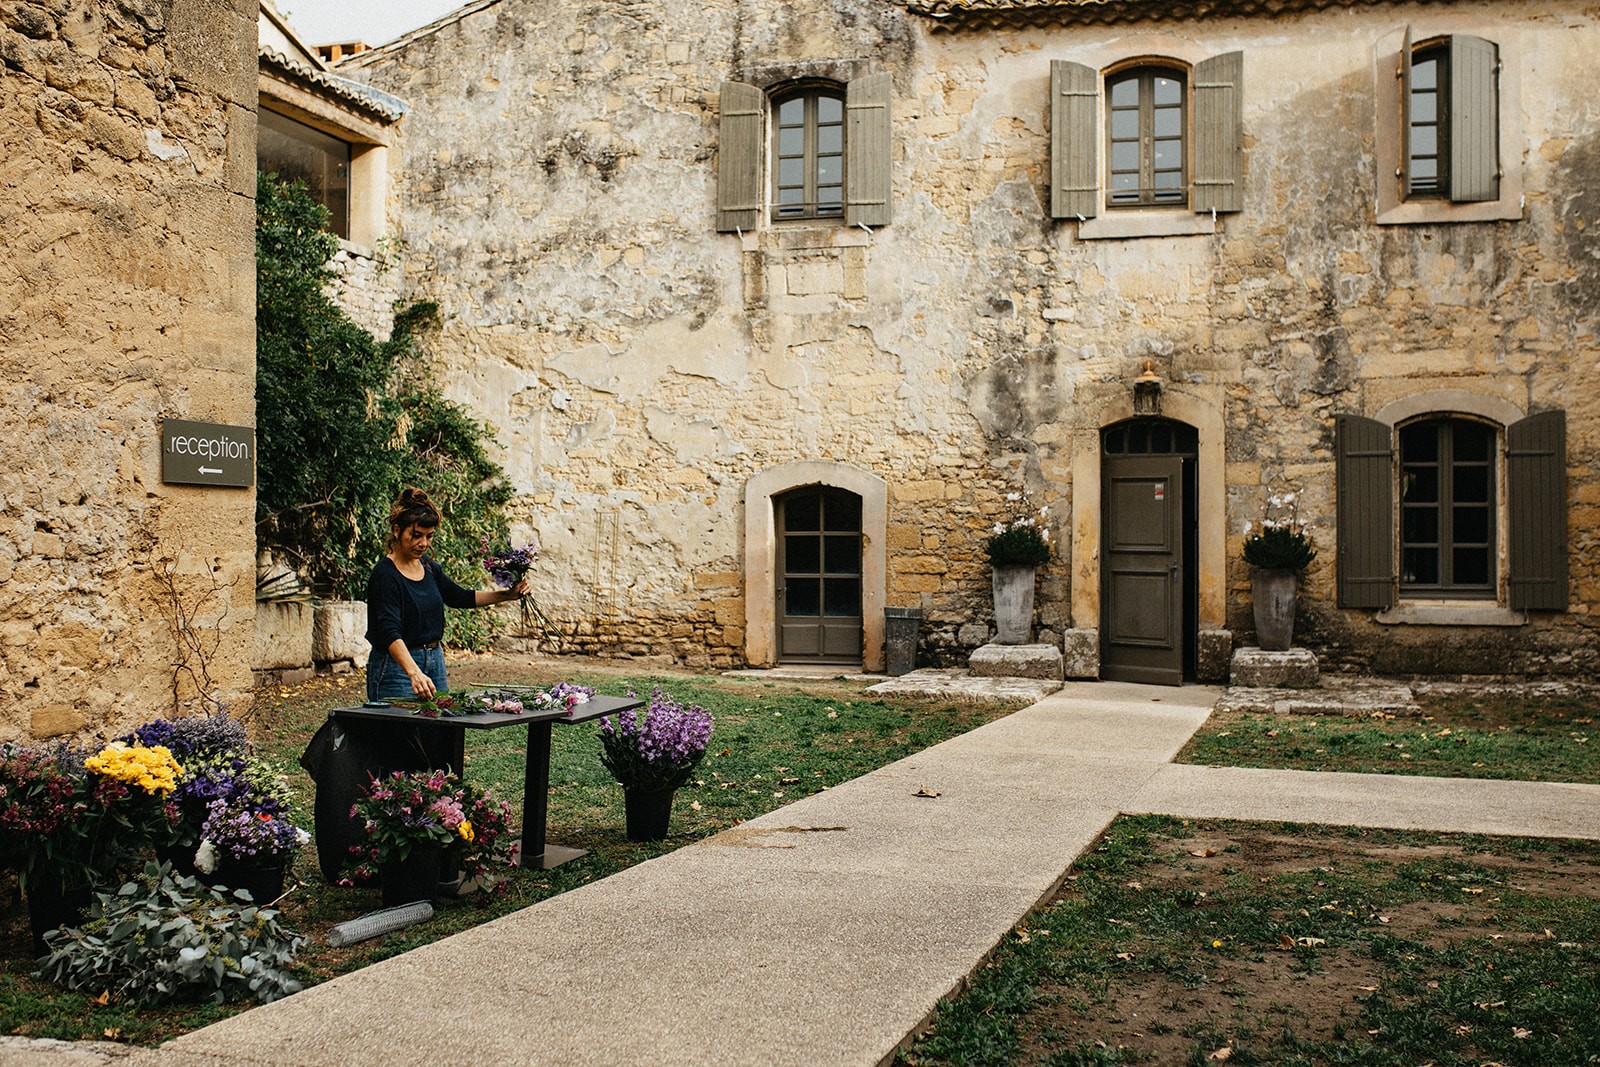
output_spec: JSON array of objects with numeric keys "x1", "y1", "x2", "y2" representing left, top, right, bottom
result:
[{"x1": 744, "y1": 462, "x2": 887, "y2": 671}]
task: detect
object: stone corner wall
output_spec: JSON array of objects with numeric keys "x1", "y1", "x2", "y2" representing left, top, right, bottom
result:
[{"x1": 1, "y1": 1, "x2": 259, "y2": 741}]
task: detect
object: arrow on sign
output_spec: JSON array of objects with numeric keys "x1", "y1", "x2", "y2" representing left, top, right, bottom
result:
[{"x1": 198, "y1": 466, "x2": 223, "y2": 474}]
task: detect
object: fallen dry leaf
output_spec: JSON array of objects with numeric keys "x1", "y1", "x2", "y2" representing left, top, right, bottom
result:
[
  {"x1": 1207, "y1": 1047, "x2": 1232, "y2": 1062},
  {"x1": 1190, "y1": 848, "x2": 1218, "y2": 858},
  {"x1": 913, "y1": 786, "x2": 940, "y2": 798},
  {"x1": 689, "y1": 800, "x2": 702, "y2": 811}
]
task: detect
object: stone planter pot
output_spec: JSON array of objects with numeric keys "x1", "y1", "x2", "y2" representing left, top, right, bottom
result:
[
  {"x1": 991, "y1": 564, "x2": 1037, "y2": 645},
  {"x1": 623, "y1": 787, "x2": 675, "y2": 842},
  {"x1": 1251, "y1": 567, "x2": 1300, "y2": 652}
]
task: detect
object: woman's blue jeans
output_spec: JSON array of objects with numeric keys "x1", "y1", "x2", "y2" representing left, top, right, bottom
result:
[{"x1": 366, "y1": 645, "x2": 448, "y2": 702}]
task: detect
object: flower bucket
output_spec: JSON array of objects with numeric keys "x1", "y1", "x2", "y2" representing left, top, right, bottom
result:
[
  {"x1": 991, "y1": 564, "x2": 1037, "y2": 645},
  {"x1": 623, "y1": 788, "x2": 675, "y2": 842},
  {"x1": 213, "y1": 862, "x2": 287, "y2": 907},
  {"x1": 1251, "y1": 567, "x2": 1299, "y2": 651},
  {"x1": 380, "y1": 845, "x2": 446, "y2": 907}
]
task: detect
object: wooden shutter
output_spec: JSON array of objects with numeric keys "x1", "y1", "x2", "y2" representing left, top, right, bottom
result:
[
  {"x1": 716, "y1": 81, "x2": 763, "y2": 233},
  {"x1": 1398, "y1": 25, "x2": 1413, "y2": 198},
  {"x1": 1193, "y1": 51, "x2": 1243, "y2": 214},
  {"x1": 1507, "y1": 410, "x2": 1567, "y2": 610},
  {"x1": 1050, "y1": 60, "x2": 1098, "y2": 220},
  {"x1": 1336, "y1": 415, "x2": 1395, "y2": 609},
  {"x1": 1449, "y1": 34, "x2": 1500, "y2": 203},
  {"x1": 846, "y1": 73, "x2": 892, "y2": 228}
]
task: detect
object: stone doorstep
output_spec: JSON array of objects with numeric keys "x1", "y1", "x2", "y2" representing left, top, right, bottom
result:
[
  {"x1": 1216, "y1": 685, "x2": 1421, "y2": 717},
  {"x1": 1229, "y1": 646, "x2": 1319, "y2": 689},
  {"x1": 969, "y1": 642, "x2": 1065, "y2": 681},
  {"x1": 864, "y1": 668, "x2": 1062, "y2": 703}
]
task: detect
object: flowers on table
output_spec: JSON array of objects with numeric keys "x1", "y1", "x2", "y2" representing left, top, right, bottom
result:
[
  {"x1": 1241, "y1": 490, "x2": 1317, "y2": 572},
  {"x1": 597, "y1": 689, "x2": 715, "y2": 793},
  {"x1": 984, "y1": 489, "x2": 1052, "y2": 567},
  {"x1": 409, "y1": 683, "x2": 595, "y2": 718}
]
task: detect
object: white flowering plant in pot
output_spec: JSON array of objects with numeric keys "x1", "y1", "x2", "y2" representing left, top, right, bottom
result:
[{"x1": 984, "y1": 492, "x2": 1052, "y2": 567}]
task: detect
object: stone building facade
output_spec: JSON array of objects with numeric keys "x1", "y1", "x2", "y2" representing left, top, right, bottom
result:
[
  {"x1": 336, "y1": 0, "x2": 1600, "y2": 678},
  {"x1": 1, "y1": 0, "x2": 259, "y2": 739}
]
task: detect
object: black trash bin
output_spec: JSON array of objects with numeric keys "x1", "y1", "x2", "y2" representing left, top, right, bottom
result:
[{"x1": 884, "y1": 606, "x2": 922, "y2": 676}]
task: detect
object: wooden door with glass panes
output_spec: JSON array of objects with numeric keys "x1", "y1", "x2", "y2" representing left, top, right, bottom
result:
[{"x1": 776, "y1": 487, "x2": 863, "y2": 664}]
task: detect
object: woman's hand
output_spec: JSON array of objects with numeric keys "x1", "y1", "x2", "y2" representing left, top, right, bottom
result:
[
  {"x1": 408, "y1": 668, "x2": 437, "y2": 699},
  {"x1": 511, "y1": 575, "x2": 531, "y2": 598}
]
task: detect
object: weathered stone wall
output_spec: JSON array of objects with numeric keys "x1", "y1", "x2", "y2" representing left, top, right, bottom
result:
[
  {"x1": 0, "y1": 0, "x2": 258, "y2": 738},
  {"x1": 343, "y1": 0, "x2": 1600, "y2": 675},
  {"x1": 328, "y1": 238, "x2": 399, "y2": 341}
]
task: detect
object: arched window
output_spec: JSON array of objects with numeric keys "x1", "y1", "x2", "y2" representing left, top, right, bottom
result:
[
  {"x1": 1399, "y1": 417, "x2": 1495, "y2": 594},
  {"x1": 1105, "y1": 65, "x2": 1187, "y2": 208},
  {"x1": 772, "y1": 85, "x2": 845, "y2": 221}
]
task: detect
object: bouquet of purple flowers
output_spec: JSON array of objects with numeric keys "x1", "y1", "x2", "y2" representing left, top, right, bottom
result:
[
  {"x1": 481, "y1": 538, "x2": 536, "y2": 589},
  {"x1": 597, "y1": 689, "x2": 715, "y2": 792},
  {"x1": 195, "y1": 793, "x2": 308, "y2": 874}
]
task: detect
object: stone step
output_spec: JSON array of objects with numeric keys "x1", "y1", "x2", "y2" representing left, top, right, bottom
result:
[
  {"x1": 1216, "y1": 685, "x2": 1421, "y2": 717},
  {"x1": 968, "y1": 642, "x2": 1065, "y2": 681},
  {"x1": 864, "y1": 668, "x2": 1062, "y2": 702}
]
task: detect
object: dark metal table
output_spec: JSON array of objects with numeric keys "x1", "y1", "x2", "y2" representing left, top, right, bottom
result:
[{"x1": 330, "y1": 693, "x2": 642, "y2": 870}]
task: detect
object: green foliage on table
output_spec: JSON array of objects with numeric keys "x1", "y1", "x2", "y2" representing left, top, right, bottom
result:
[
  {"x1": 255, "y1": 174, "x2": 513, "y2": 639},
  {"x1": 38, "y1": 864, "x2": 304, "y2": 1006}
]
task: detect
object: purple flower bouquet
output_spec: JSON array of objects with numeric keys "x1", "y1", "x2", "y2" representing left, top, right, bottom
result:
[{"x1": 597, "y1": 689, "x2": 715, "y2": 793}]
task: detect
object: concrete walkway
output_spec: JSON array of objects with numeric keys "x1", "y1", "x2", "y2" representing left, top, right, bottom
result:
[{"x1": 17, "y1": 681, "x2": 1600, "y2": 1067}]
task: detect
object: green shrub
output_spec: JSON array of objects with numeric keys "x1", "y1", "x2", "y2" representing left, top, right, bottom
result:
[{"x1": 37, "y1": 863, "x2": 305, "y2": 1006}]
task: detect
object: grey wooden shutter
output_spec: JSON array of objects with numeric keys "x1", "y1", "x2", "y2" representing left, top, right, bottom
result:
[
  {"x1": 1398, "y1": 25, "x2": 1413, "y2": 197},
  {"x1": 846, "y1": 73, "x2": 892, "y2": 228},
  {"x1": 1449, "y1": 34, "x2": 1500, "y2": 202},
  {"x1": 1507, "y1": 410, "x2": 1567, "y2": 610},
  {"x1": 1336, "y1": 414, "x2": 1395, "y2": 609},
  {"x1": 1193, "y1": 51, "x2": 1243, "y2": 214},
  {"x1": 1050, "y1": 60, "x2": 1098, "y2": 220},
  {"x1": 716, "y1": 81, "x2": 763, "y2": 233}
]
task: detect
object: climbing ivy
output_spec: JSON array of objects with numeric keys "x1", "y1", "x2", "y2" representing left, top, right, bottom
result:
[{"x1": 255, "y1": 174, "x2": 512, "y2": 647}]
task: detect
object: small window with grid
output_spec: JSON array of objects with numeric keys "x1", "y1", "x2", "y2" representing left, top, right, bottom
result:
[
  {"x1": 1106, "y1": 67, "x2": 1187, "y2": 208},
  {"x1": 773, "y1": 87, "x2": 845, "y2": 221}
]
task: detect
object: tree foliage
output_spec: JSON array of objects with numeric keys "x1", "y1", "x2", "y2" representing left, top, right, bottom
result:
[{"x1": 255, "y1": 175, "x2": 513, "y2": 645}]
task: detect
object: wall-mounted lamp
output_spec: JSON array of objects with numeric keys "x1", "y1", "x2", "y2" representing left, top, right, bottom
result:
[{"x1": 1132, "y1": 359, "x2": 1163, "y2": 416}]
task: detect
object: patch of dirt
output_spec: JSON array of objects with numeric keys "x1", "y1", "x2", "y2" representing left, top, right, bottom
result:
[{"x1": 1016, "y1": 823, "x2": 1600, "y2": 1065}]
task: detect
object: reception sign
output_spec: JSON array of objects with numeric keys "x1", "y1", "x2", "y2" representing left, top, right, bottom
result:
[{"x1": 161, "y1": 419, "x2": 256, "y2": 488}]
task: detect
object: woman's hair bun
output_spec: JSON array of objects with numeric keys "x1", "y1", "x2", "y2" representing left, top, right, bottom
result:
[{"x1": 389, "y1": 487, "x2": 441, "y2": 534}]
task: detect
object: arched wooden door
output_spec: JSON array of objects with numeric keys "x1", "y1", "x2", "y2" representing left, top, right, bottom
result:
[
  {"x1": 775, "y1": 486, "x2": 863, "y2": 664},
  {"x1": 1100, "y1": 418, "x2": 1199, "y2": 685}
]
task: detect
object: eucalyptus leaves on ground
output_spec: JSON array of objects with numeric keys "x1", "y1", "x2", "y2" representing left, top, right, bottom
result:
[{"x1": 37, "y1": 862, "x2": 304, "y2": 1006}]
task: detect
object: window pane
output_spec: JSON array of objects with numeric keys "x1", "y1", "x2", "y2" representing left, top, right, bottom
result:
[
  {"x1": 779, "y1": 127, "x2": 803, "y2": 155},
  {"x1": 785, "y1": 535, "x2": 820, "y2": 575},
  {"x1": 1400, "y1": 423, "x2": 1438, "y2": 461},
  {"x1": 1454, "y1": 423, "x2": 1493, "y2": 461},
  {"x1": 1154, "y1": 77, "x2": 1181, "y2": 105},
  {"x1": 1454, "y1": 465, "x2": 1490, "y2": 503},
  {"x1": 817, "y1": 125, "x2": 842, "y2": 154},
  {"x1": 817, "y1": 95, "x2": 842, "y2": 123},
  {"x1": 1111, "y1": 110, "x2": 1139, "y2": 139},
  {"x1": 1412, "y1": 58, "x2": 1437, "y2": 91},
  {"x1": 823, "y1": 493, "x2": 861, "y2": 531},
  {"x1": 1403, "y1": 547, "x2": 1439, "y2": 585},
  {"x1": 1403, "y1": 507, "x2": 1439, "y2": 544},
  {"x1": 1410, "y1": 126, "x2": 1437, "y2": 158},
  {"x1": 816, "y1": 189, "x2": 843, "y2": 215},
  {"x1": 1453, "y1": 506, "x2": 1490, "y2": 544},
  {"x1": 1154, "y1": 171, "x2": 1183, "y2": 190},
  {"x1": 1412, "y1": 93, "x2": 1436, "y2": 124},
  {"x1": 1411, "y1": 159, "x2": 1438, "y2": 185},
  {"x1": 817, "y1": 156, "x2": 841, "y2": 185},
  {"x1": 824, "y1": 535, "x2": 859, "y2": 574},
  {"x1": 1154, "y1": 108, "x2": 1181, "y2": 138},
  {"x1": 777, "y1": 190, "x2": 805, "y2": 210},
  {"x1": 1111, "y1": 142, "x2": 1140, "y2": 172},
  {"x1": 823, "y1": 578, "x2": 860, "y2": 617},
  {"x1": 1110, "y1": 78, "x2": 1139, "y2": 106},
  {"x1": 1453, "y1": 547, "x2": 1491, "y2": 586},
  {"x1": 785, "y1": 493, "x2": 820, "y2": 530},
  {"x1": 778, "y1": 158, "x2": 804, "y2": 187},
  {"x1": 786, "y1": 578, "x2": 820, "y2": 617},
  {"x1": 778, "y1": 97, "x2": 804, "y2": 124},
  {"x1": 1403, "y1": 467, "x2": 1439, "y2": 503},
  {"x1": 1153, "y1": 139, "x2": 1181, "y2": 167}
]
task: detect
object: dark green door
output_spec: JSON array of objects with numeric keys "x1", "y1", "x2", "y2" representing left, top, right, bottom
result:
[
  {"x1": 777, "y1": 487, "x2": 863, "y2": 664},
  {"x1": 1101, "y1": 454, "x2": 1185, "y2": 685}
]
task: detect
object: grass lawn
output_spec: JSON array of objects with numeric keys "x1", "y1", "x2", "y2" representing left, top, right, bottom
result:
[
  {"x1": 900, "y1": 816, "x2": 1600, "y2": 1067},
  {"x1": 1177, "y1": 688, "x2": 1600, "y2": 784},
  {"x1": 0, "y1": 656, "x2": 1021, "y2": 1045}
]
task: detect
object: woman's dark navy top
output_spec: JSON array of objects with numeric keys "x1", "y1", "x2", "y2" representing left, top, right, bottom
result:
[{"x1": 364, "y1": 556, "x2": 476, "y2": 651}]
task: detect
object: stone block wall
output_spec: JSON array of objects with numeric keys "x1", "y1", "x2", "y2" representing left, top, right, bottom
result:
[
  {"x1": 336, "y1": 0, "x2": 1600, "y2": 675},
  {"x1": 0, "y1": 0, "x2": 258, "y2": 739}
]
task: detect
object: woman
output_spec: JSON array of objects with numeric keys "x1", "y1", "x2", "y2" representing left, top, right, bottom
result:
[{"x1": 364, "y1": 487, "x2": 529, "y2": 701}]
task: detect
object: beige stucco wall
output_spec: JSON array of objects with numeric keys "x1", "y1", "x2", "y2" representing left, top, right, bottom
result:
[
  {"x1": 341, "y1": 0, "x2": 1600, "y2": 675},
  {"x1": 0, "y1": 0, "x2": 259, "y2": 738}
]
